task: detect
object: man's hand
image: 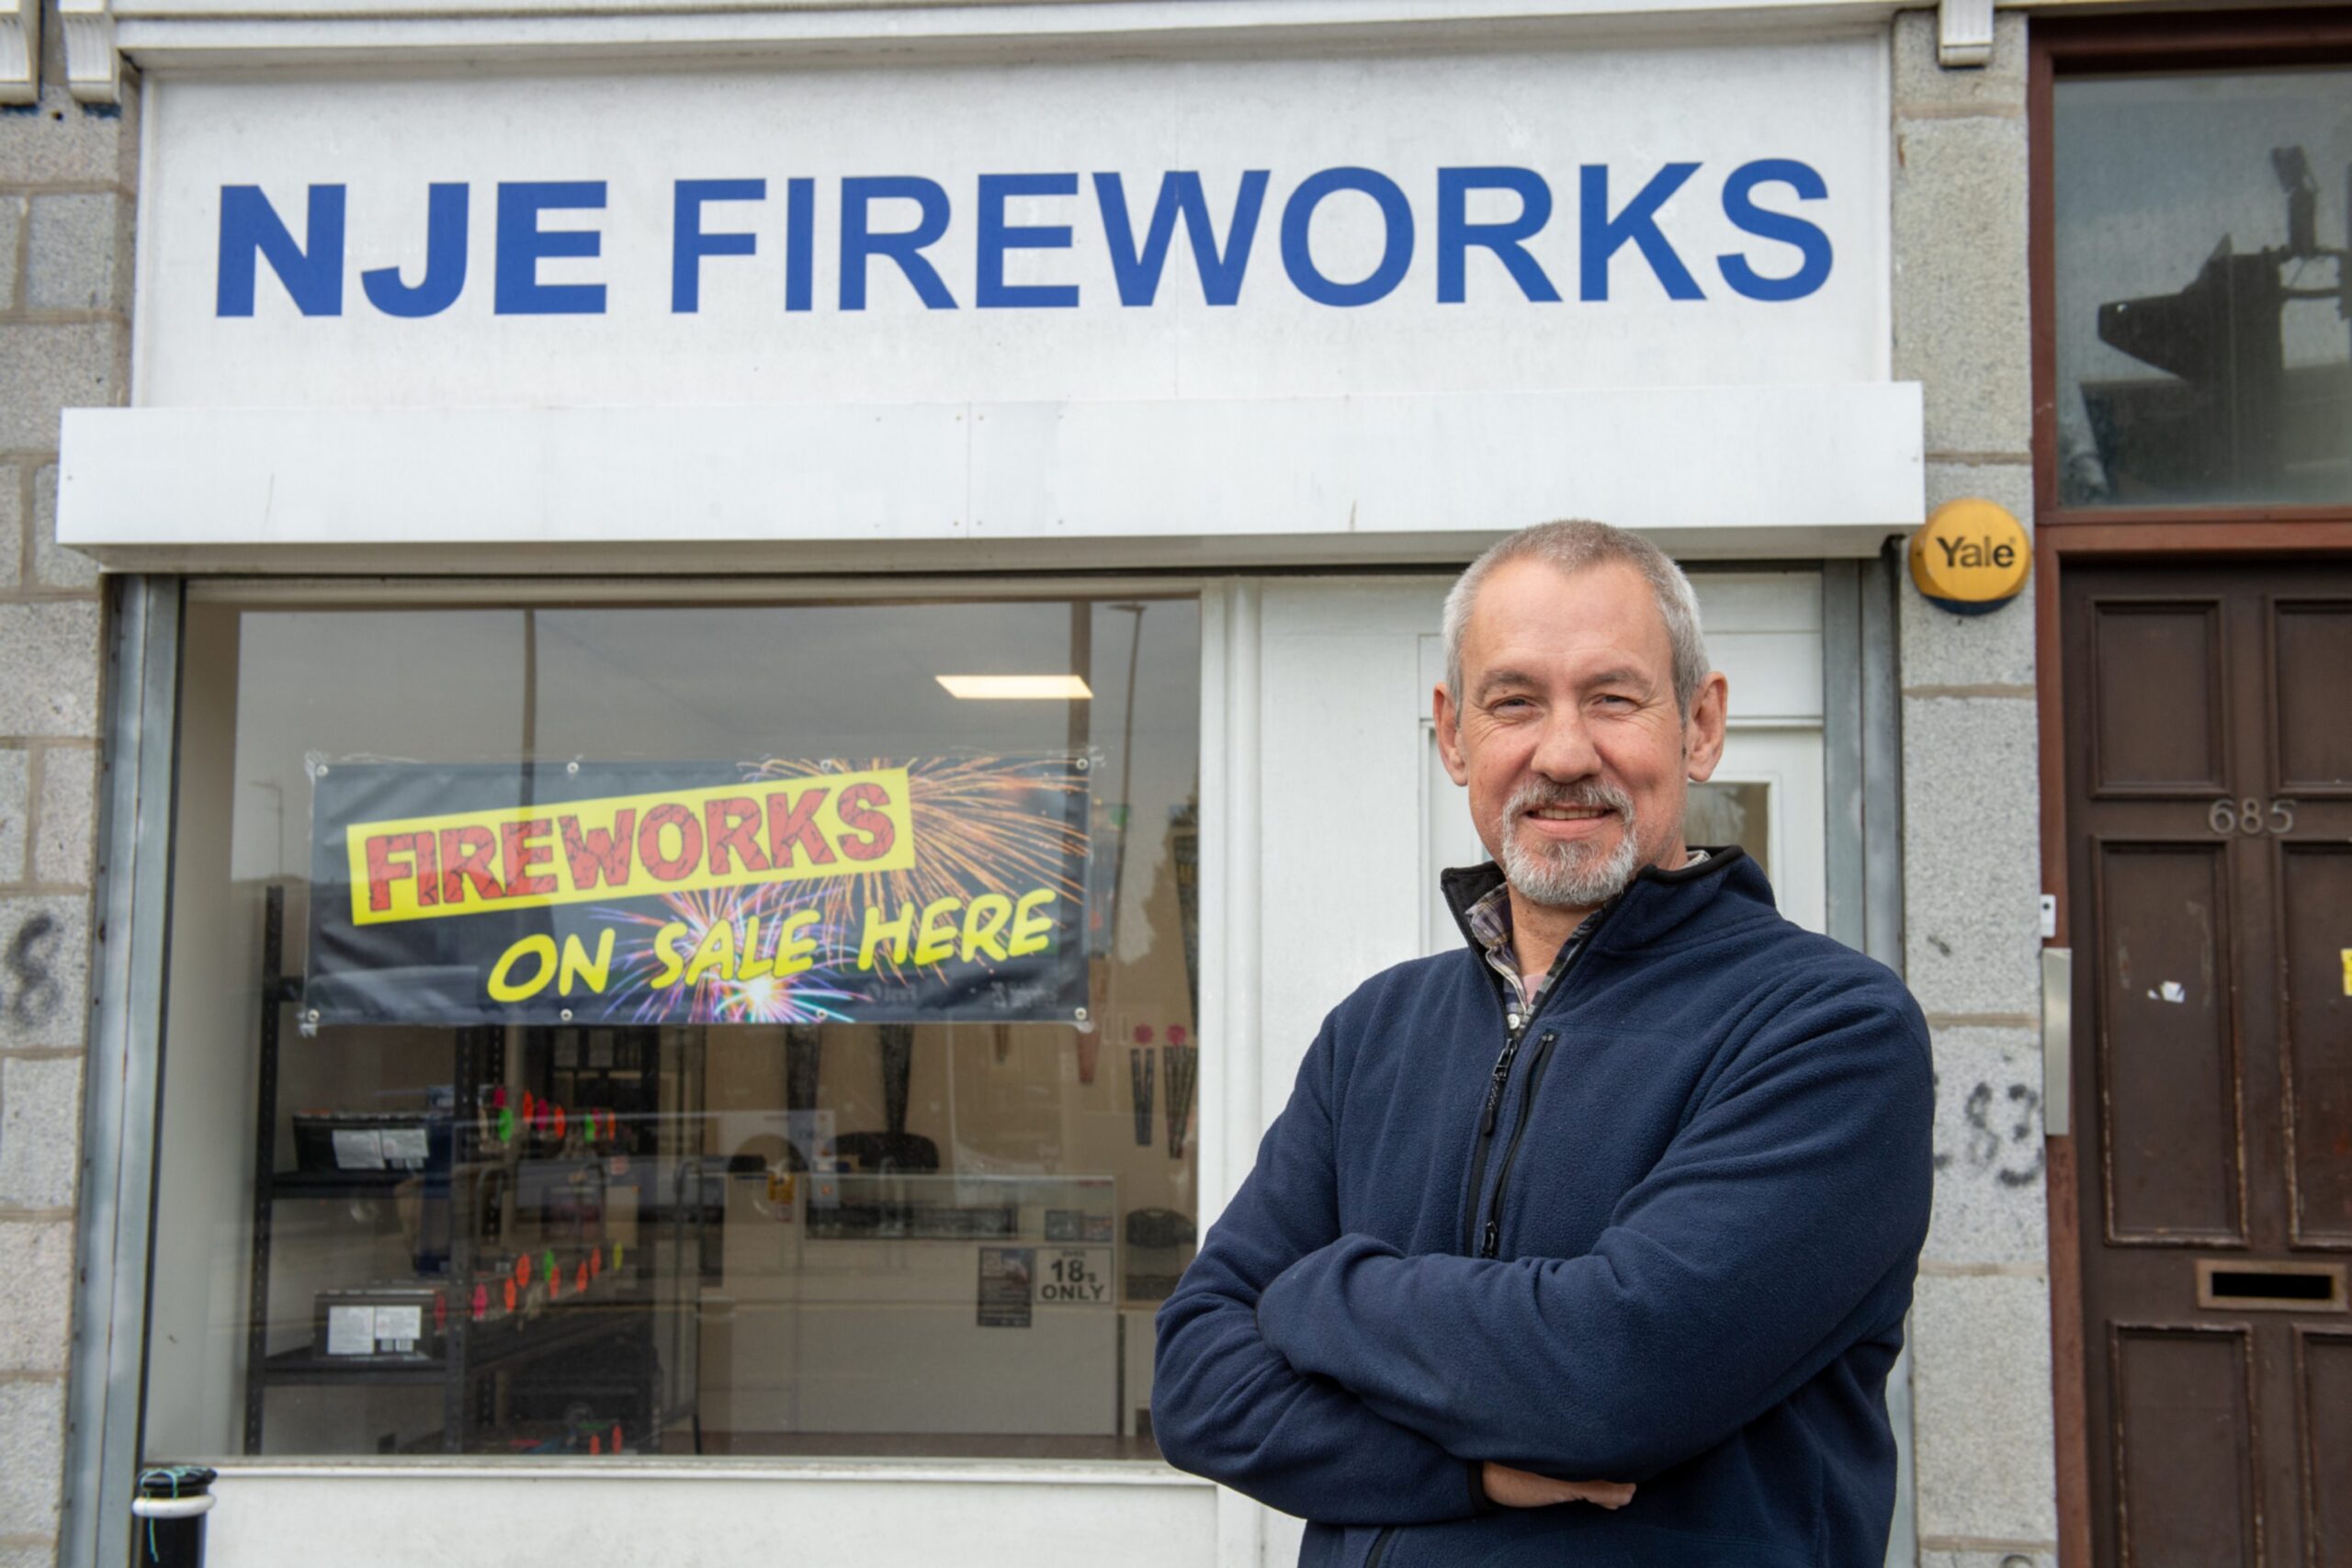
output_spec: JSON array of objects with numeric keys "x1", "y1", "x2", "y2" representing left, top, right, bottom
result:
[{"x1": 1479, "y1": 1463, "x2": 1635, "y2": 1511}]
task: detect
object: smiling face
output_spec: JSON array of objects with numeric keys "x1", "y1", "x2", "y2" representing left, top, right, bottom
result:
[{"x1": 1434, "y1": 558, "x2": 1728, "y2": 917}]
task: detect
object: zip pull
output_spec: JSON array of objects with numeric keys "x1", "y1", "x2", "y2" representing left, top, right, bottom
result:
[
  {"x1": 1480, "y1": 1219, "x2": 1499, "y2": 1258},
  {"x1": 1478, "y1": 1038, "x2": 1521, "y2": 1134}
]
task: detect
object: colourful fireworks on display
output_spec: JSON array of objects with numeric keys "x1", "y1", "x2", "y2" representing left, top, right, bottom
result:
[
  {"x1": 745, "y1": 754, "x2": 1090, "y2": 984},
  {"x1": 596, "y1": 883, "x2": 863, "y2": 1026}
]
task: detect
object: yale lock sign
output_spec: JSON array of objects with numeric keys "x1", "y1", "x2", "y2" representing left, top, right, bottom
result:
[{"x1": 1909, "y1": 499, "x2": 2030, "y2": 615}]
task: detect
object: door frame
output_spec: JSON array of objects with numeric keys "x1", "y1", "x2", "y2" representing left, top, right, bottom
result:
[{"x1": 2029, "y1": 13, "x2": 2352, "y2": 1562}]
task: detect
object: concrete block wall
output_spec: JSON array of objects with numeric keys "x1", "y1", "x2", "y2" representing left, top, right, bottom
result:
[
  {"x1": 1890, "y1": 12, "x2": 2056, "y2": 1568},
  {"x1": 0, "y1": 6, "x2": 133, "y2": 1561}
]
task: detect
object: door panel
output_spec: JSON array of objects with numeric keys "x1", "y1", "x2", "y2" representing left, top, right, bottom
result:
[
  {"x1": 2279, "y1": 848, "x2": 2352, "y2": 1247},
  {"x1": 2089, "y1": 603, "x2": 2228, "y2": 794},
  {"x1": 2270, "y1": 604, "x2": 2352, "y2": 794},
  {"x1": 2110, "y1": 1325, "x2": 2260, "y2": 1565},
  {"x1": 2302, "y1": 1333, "x2": 2352, "y2": 1568},
  {"x1": 2063, "y1": 561, "x2": 2352, "y2": 1568},
  {"x1": 2092, "y1": 840, "x2": 2243, "y2": 1246}
]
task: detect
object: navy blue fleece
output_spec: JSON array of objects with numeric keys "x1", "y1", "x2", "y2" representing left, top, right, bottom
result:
[{"x1": 1152, "y1": 852, "x2": 1934, "y2": 1568}]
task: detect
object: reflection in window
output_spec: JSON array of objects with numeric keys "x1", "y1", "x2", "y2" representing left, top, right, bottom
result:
[
  {"x1": 2054, "y1": 71, "x2": 2352, "y2": 507},
  {"x1": 1688, "y1": 780, "x2": 1770, "y2": 880},
  {"x1": 146, "y1": 596, "x2": 1199, "y2": 1462}
]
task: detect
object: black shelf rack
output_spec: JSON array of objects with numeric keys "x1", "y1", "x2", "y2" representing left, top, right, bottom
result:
[{"x1": 241, "y1": 885, "x2": 695, "y2": 1457}]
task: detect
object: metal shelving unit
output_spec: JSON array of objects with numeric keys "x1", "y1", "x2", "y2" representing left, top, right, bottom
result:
[{"x1": 241, "y1": 885, "x2": 699, "y2": 1457}]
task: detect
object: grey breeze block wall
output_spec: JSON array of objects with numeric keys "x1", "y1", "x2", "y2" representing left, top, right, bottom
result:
[
  {"x1": 0, "y1": 1, "x2": 130, "y2": 1562},
  {"x1": 1891, "y1": 12, "x2": 2058, "y2": 1568}
]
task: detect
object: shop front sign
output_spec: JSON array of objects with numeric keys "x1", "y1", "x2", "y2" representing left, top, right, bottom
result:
[
  {"x1": 216, "y1": 159, "x2": 1837, "y2": 322},
  {"x1": 305, "y1": 755, "x2": 1091, "y2": 1026},
  {"x1": 133, "y1": 37, "x2": 1889, "y2": 409},
  {"x1": 62, "y1": 34, "x2": 1922, "y2": 558}
]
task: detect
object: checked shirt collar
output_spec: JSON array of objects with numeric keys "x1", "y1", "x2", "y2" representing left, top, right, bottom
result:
[{"x1": 1466, "y1": 849, "x2": 1711, "y2": 1023}]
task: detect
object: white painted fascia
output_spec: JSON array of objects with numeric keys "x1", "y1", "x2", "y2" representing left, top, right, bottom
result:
[
  {"x1": 58, "y1": 384, "x2": 1926, "y2": 572},
  {"x1": 110, "y1": 0, "x2": 1910, "y2": 73}
]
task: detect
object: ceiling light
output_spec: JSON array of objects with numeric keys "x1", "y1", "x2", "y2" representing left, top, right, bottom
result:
[{"x1": 935, "y1": 674, "x2": 1094, "y2": 700}]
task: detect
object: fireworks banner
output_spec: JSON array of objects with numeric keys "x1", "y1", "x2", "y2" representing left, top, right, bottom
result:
[{"x1": 303, "y1": 756, "x2": 1091, "y2": 1026}]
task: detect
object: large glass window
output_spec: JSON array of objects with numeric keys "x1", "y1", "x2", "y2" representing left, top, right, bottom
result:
[
  {"x1": 2053, "y1": 69, "x2": 2352, "y2": 508},
  {"x1": 145, "y1": 592, "x2": 1200, "y2": 1461}
]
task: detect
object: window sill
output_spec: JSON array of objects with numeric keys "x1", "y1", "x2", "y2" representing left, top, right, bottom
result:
[{"x1": 177, "y1": 1455, "x2": 1215, "y2": 1485}]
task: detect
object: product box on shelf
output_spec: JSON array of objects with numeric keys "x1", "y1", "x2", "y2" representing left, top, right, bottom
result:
[
  {"x1": 292, "y1": 1111, "x2": 452, "y2": 1174},
  {"x1": 313, "y1": 1281, "x2": 448, "y2": 1362}
]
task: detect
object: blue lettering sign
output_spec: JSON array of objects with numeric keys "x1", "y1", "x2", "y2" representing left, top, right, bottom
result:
[
  {"x1": 494, "y1": 182, "x2": 608, "y2": 316},
  {"x1": 841, "y1": 176, "x2": 956, "y2": 310},
  {"x1": 1280, "y1": 166, "x2": 1414, "y2": 309},
  {"x1": 217, "y1": 184, "x2": 345, "y2": 317},
  {"x1": 785, "y1": 177, "x2": 815, "y2": 314},
  {"x1": 1578, "y1": 163, "x2": 1703, "y2": 302},
  {"x1": 1716, "y1": 158, "x2": 1833, "y2": 302},
  {"x1": 1091, "y1": 171, "x2": 1267, "y2": 307},
  {"x1": 1436, "y1": 167, "x2": 1560, "y2": 305},
  {"x1": 211, "y1": 159, "x2": 1839, "y2": 321},
  {"x1": 976, "y1": 173, "x2": 1080, "y2": 310},
  {"x1": 673, "y1": 178, "x2": 765, "y2": 314},
  {"x1": 359, "y1": 183, "x2": 469, "y2": 319}
]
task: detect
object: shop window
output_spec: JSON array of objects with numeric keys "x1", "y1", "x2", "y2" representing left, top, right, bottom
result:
[
  {"x1": 143, "y1": 594, "x2": 1200, "y2": 1461},
  {"x1": 2053, "y1": 68, "x2": 2352, "y2": 508}
]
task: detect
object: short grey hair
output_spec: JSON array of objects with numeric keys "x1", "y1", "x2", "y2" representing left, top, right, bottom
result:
[{"x1": 1442, "y1": 520, "x2": 1711, "y2": 718}]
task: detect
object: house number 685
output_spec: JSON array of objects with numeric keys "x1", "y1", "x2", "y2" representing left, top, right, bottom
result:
[{"x1": 2210, "y1": 797, "x2": 2295, "y2": 835}]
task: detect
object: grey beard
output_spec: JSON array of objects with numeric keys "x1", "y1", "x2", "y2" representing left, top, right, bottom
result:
[{"x1": 1495, "y1": 778, "x2": 1642, "y2": 908}]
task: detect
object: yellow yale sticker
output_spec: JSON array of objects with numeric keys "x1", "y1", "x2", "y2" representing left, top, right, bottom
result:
[{"x1": 2342, "y1": 948, "x2": 2352, "y2": 997}]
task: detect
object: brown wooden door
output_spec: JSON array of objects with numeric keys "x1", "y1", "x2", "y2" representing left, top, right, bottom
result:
[{"x1": 2064, "y1": 561, "x2": 2352, "y2": 1568}]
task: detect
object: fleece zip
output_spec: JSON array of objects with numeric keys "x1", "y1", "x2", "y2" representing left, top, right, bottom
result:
[{"x1": 1152, "y1": 850, "x2": 1934, "y2": 1568}]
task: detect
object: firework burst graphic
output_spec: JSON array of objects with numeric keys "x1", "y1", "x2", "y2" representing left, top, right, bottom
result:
[
  {"x1": 746, "y1": 755, "x2": 1090, "y2": 985},
  {"x1": 597, "y1": 883, "x2": 863, "y2": 1025}
]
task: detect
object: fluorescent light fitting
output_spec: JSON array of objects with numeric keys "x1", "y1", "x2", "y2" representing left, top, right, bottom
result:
[{"x1": 936, "y1": 674, "x2": 1094, "y2": 700}]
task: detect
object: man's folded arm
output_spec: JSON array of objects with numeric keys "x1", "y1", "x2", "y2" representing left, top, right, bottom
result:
[
  {"x1": 1151, "y1": 1019, "x2": 1490, "y2": 1527},
  {"x1": 1252, "y1": 983, "x2": 1936, "y2": 1481}
]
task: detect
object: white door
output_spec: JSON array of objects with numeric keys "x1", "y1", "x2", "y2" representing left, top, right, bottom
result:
[
  {"x1": 1226, "y1": 570, "x2": 1829, "y2": 1565},
  {"x1": 1243, "y1": 572, "x2": 1826, "y2": 1020},
  {"x1": 1238, "y1": 568, "x2": 1828, "y2": 1174}
]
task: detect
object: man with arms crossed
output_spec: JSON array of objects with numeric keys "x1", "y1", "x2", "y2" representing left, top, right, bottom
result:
[{"x1": 1153, "y1": 522, "x2": 1933, "y2": 1568}]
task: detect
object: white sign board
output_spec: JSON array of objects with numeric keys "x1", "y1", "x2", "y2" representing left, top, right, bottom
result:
[
  {"x1": 71, "y1": 37, "x2": 1916, "y2": 561},
  {"x1": 134, "y1": 39, "x2": 1888, "y2": 409}
]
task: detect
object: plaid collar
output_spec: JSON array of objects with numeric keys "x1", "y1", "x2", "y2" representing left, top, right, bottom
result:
[{"x1": 1467, "y1": 850, "x2": 1710, "y2": 1019}]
